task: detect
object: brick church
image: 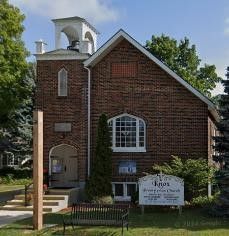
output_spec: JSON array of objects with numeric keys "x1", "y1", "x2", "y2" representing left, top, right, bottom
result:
[{"x1": 35, "y1": 17, "x2": 218, "y2": 201}]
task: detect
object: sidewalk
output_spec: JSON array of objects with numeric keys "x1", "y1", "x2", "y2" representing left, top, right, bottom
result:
[{"x1": 0, "y1": 210, "x2": 33, "y2": 228}]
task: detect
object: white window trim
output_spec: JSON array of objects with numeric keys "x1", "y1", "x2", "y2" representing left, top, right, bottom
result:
[
  {"x1": 108, "y1": 113, "x2": 146, "y2": 152},
  {"x1": 58, "y1": 68, "x2": 68, "y2": 96},
  {"x1": 7, "y1": 157, "x2": 18, "y2": 167},
  {"x1": 112, "y1": 182, "x2": 137, "y2": 201},
  {"x1": 4, "y1": 153, "x2": 19, "y2": 167}
]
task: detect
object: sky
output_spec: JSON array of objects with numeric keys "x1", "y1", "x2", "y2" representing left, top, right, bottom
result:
[{"x1": 9, "y1": 0, "x2": 229, "y2": 95}]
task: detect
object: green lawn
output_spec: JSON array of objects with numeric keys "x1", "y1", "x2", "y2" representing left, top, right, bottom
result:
[
  {"x1": 0, "y1": 185, "x2": 24, "y2": 192},
  {"x1": 1, "y1": 207, "x2": 229, "y2": 236}
]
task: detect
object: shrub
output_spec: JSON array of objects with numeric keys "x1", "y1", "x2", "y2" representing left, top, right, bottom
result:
[
  {"x1": 191, "y1": 195, "x2": 216, "y2": 207},
  {"x1": 152, "y1": 156, "x2": 216, "y2": 201},
  {"x1": 0, "y1": 167, "x2": 32, "y2": 179},
  {"x1": 0, "y1": 167, "x2": 32, "y2": 185},
  {"x1": 0, "y1": 175, "x2": 31, "y2": 185},
  {"x1": 85, "y1": 114, "x2": 113, "y2": 201},
  {"x1": 91, "y1": 196, "x2": 113, "y2": 204},
  {"x1": 0, "y1": 174, "x2": 14, "y2": 184}
]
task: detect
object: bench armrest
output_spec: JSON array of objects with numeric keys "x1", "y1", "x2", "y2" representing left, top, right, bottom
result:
[{"x1": 62, "y1": 211, "x2": 71, "y2": 224}]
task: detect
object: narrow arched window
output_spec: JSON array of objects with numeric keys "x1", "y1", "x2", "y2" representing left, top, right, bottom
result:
[
  {"x1": 108, "y1": 114, "x2": 146, "y2": 152},
  {"x1": 58, "y1": 68, "x2": 67, "y2": 96}
]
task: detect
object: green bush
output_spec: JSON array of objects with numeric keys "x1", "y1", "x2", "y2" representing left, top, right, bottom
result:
[
  {"x1": 191, "y1": 195, "x2": 216, "y2": 207},
  {"x1": 0, "y1": 167, "x2": 32, "y2": 179},
  {"x1": 152, "y1": 156, "x2": 216, "y2": 201},
  {"x1": 0, "y1": 167, "x2": 32, "y2": 185},
  {"x1": 91, "y1": 196, "x2": 114, "y2": 204},
  {"x1": 0, "y1": 175, "x2": 31, "y2": 185}
]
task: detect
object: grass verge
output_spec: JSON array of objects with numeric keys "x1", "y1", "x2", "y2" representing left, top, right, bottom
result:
[
  {"x1": 1, "y1": 207, "x2": 229, "y2": 236},
  {"x1": 0, "y1": 185, "x2": 24, "y2": 192}
]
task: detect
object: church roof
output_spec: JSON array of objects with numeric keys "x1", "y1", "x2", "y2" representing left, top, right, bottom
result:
[
  {"x1": 44, "y1": 48, "x2": 87, "y2": 55},
  {"x1": 84, "y1": 29, "x2": 219, "y2": 121},
  {"x1": 34, "y1": 48, "x2": 89, "y2": 60}
]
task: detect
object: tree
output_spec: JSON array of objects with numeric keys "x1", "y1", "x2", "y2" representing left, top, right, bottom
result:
[
  {"x1": 85, "y1": 114, "x2": 113, "y2": 201},
  {"x1": 0, "y1": 0, "x2": 29, "y2": 128},
  {"x1": 152, "y1": 156, "x2": 215, "y2": 201},
  {"x1": 7, "y1": 63, "x2": 35, "y2": 161},
  {"x1": 0, "y1": 0, "x2": 33, "y2": 163},
  {"x1": 145, "y1": 34, "x2": 221, "y2": 97},
  {"x1": 211, "y1": 94, "x2": 222, "y2": 108},
  {"x1": 0, "y1": 62, "x2": 35, "y2": 164},
  {"x1": 212, "y1": 67, "x2": 229, "y2": 216}
]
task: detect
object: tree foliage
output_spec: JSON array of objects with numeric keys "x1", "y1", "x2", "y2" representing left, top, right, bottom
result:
[
  {"x1": 85, "y1": 114, "x2": 113, "y2": 201},
  {"x1": 0, "y1": 0, "x2": 29, "y2": 126},
  {"x1": 152, "y1": 156, "x2": 215, "y2": 201},
  {"x1": 212, "y1": 67, "x2": 229, "y2": 216},
  {"x1": 0, "y1": 62, "x2": 35, "y2": 163},
  {"x1": 0, "y1": 1, "x2": 34, "y2": 163},
  {"x1": 145, "y1": 34, "x2": 221, "y2": 97}
]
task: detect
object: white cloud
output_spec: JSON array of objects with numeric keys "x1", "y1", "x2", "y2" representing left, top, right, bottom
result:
[
  {"x1": 224, "y1": 27, "x2": 229, "y2": 35},
  {"x1": 9, "y1": 0, "x2": 119, "y2": 24}
]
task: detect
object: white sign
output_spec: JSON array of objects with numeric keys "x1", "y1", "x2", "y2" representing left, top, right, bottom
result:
[{"x1": 139, "y1": 174, "x2": 184, "y2": 206}]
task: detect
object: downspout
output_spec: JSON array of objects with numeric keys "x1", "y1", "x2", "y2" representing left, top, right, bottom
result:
[{"x1": 84, "y1": 66, "x2": 91, "y2": 178}]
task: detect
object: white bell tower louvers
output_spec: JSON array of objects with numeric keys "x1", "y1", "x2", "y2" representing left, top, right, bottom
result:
[{"x1": 52, "y1": 16, "x2": 99, "y2": 54}]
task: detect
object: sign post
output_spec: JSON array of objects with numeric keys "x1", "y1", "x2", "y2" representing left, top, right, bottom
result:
[
  {"x1": 139, "y1": 174, "x2": 184, "y2": 214},
  {"x1": 33, "y1": 110, "x2": 43, "y2": 230}
]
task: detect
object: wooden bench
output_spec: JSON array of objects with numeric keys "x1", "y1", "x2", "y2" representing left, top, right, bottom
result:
[{"x1": 62, "y1": 203, "x2": 129, "y2": 235}]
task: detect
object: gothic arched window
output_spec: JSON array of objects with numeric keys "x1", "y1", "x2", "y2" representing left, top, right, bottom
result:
[
  {"x1": 58, "y1": 68, "x2": 68, "y2": 96},
  {"x1": 108, "y1": 114, "x2": 146, "y2": 152}
]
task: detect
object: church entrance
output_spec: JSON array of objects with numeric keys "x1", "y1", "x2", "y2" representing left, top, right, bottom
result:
[{"x1": 49, "y1": 144, "x2": 78, "y2": 187}]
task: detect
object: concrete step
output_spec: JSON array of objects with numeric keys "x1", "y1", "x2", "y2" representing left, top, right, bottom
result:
[
  {"x1": 48, "y1": 188, "x2": 79, "y2": 195},
  {"x1": 1, "y1": 189, "x2": 72, "y2": 213},
  {"x1": 0, "y1": 205, "x2": 53, "y2": 212},
  {"x1": 7, "y1": 199, "x2": 59, "y2": 206},
  {"x1": 14, "y1": 194, "x2": 67, "y2": 201}
]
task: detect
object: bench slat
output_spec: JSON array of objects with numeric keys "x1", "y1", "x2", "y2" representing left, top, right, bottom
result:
[{"x1": 62, "y1": 203, "x2": 129, "y2": 235}]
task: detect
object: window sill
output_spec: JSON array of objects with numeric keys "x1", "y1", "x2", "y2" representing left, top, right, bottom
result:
[{"x1": 112, "y1": 148, "x2": 146, "y2": 153}]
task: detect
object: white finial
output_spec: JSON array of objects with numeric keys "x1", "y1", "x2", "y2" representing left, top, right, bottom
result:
[{"x1": 35, "y1": 39, "x2": 47, "y2": 54}]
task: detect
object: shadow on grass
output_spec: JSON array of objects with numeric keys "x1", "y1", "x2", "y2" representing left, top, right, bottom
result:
[
  {"x1": 51, "y1": 227, "x2": 119, "y2": 236},
  {"x1": 129, "y1": 207, "x2": 229, "y2": 232},
  {"x1": 0, "y1": 216, "x2": 33, "y2": 232}
]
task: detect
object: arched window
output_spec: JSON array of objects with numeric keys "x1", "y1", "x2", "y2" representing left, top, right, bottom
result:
[
  {"x1": 58, "y1": 68, "x2": 68, "y2": 96},
  {"x1": 108, "y1": 114, "x2": 146, "y2": 152}
]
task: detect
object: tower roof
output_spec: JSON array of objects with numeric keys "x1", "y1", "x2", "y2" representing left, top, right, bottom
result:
[{"x1": 52, "y1": 16, "x2": 100, "y2": 34}]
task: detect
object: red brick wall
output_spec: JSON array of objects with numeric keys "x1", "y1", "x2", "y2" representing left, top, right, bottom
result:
[
  {"x1": 35, "y1": 60, "x2": 88, "y2": 182},
  {"x1": 91, "y1": 39, "x2": 209, "y2": 182},
  {"x1": 36, "y1": 39, "x2": 210, "y2": 184}
]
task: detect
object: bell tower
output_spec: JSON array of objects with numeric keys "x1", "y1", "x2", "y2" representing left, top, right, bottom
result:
[{"x1": 52, "y1": 16, "x2": 99, "y2": 54}]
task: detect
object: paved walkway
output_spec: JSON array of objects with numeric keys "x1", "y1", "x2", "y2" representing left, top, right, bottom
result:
[{"x1": 0, "y1": 210, "x2": 33, "y2": 228}]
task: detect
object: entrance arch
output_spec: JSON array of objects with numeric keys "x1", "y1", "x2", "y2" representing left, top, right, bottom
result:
[{"x1": 49, "y1": 144, "x2": 78, "y2": 187}]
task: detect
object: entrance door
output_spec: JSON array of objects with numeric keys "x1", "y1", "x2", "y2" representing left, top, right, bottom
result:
[{"x1": 50, "y1": 144, "x2": 78, "y2": 187}]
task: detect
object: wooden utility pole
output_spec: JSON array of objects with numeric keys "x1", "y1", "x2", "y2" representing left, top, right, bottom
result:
[{"x1": 33, "y1": 110, "x2": 43, "y2": 230}]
